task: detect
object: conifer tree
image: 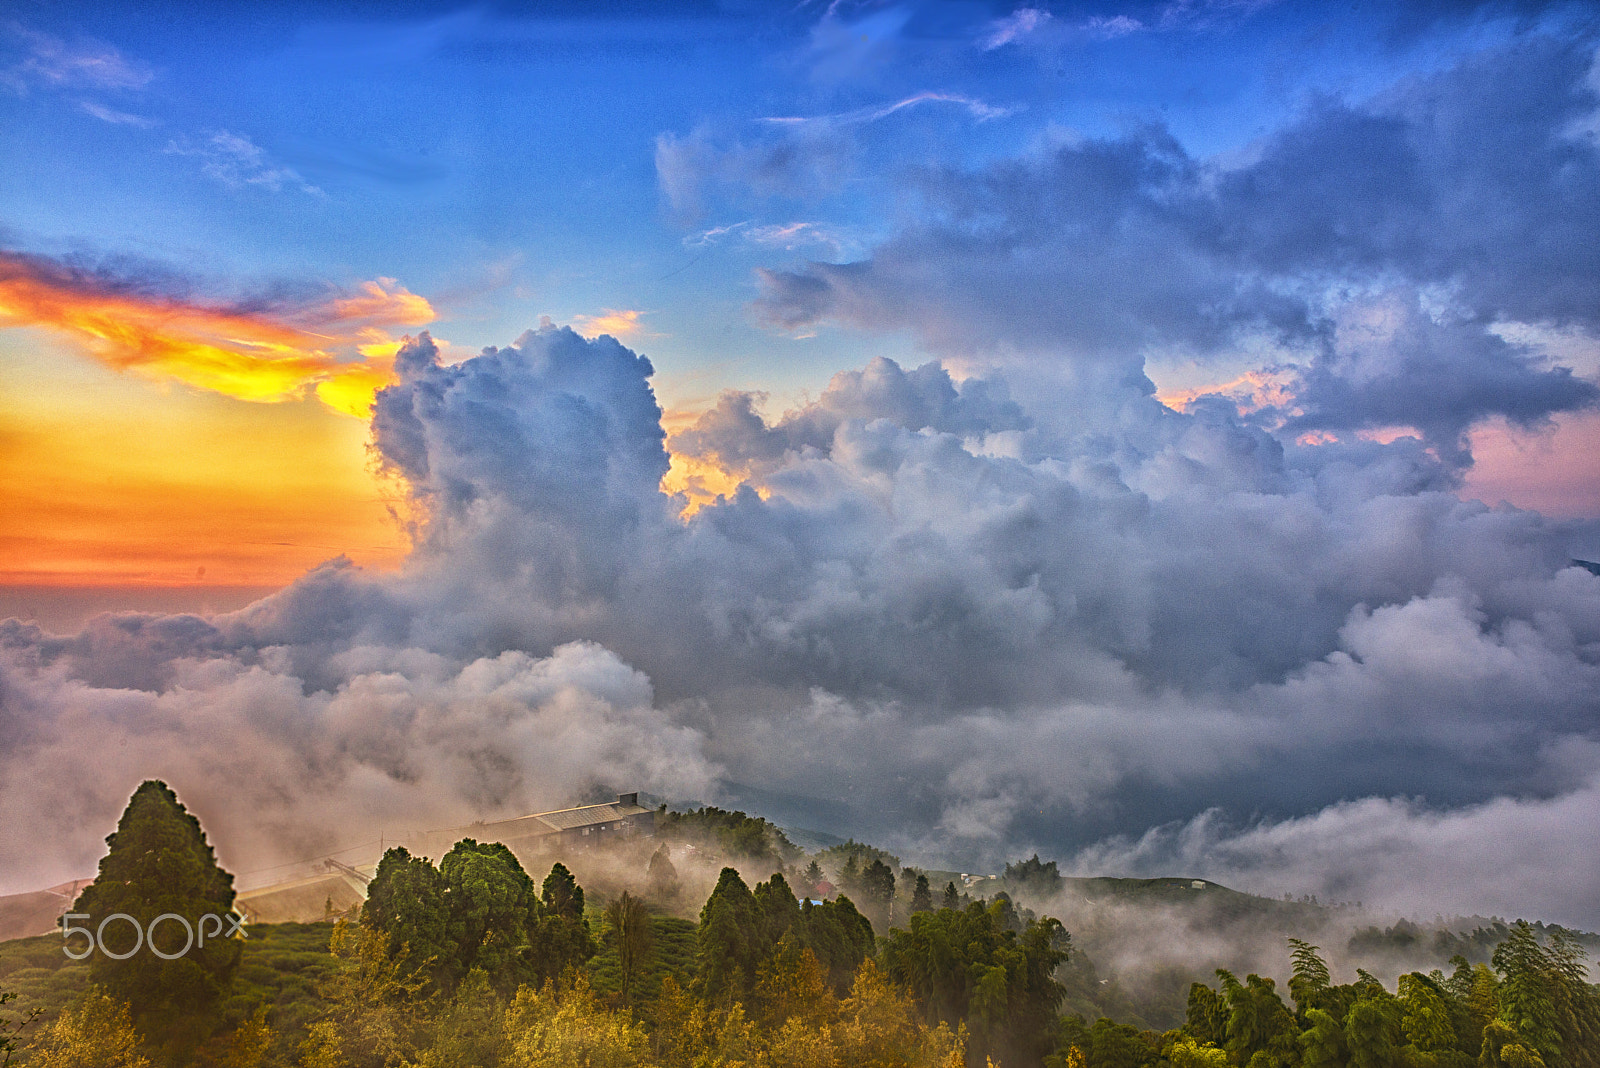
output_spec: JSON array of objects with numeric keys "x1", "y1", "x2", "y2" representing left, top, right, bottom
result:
[
  {"x1": 530, "y1": 862, "x2": 597, "y2": 984},
  {"x1": 647, "y1": 844, "x2": 681, "y2": 901},
  {"x1": 861, "y1": 858, "x2": 896, "y2": 931},
  {"x1": 697, "y1": 868, "x2": 759, "y2": 1004},
  {"x1": 361, "y1": 846, "x2": 453, "y2": 991},
  {"x1": 801, "y1": 860, "x2": 824, "y2": 898},
  {"x1": 910, "y1": 873, "x2": 933, "y2": 915},
  {"x1": 70, "y1": 780, "x2": 240, "y2": 1050}
]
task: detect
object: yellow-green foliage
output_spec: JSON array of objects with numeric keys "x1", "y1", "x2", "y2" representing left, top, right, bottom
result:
[
  {"x1": 24, "y1": 988, "x2": 150, "y2": 1068},
  {"x1": 503, "y1": 977, "x2": 650, "y2": 1068},
  {"x1": 1166, "y1": 1035, "x2": 1230, "y2": 1068},
  {"x1": 220, "y1": 1005, "x2": 274, "y2": 1068}
]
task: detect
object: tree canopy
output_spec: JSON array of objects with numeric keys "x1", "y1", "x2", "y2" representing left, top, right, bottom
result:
[{"x1": 70, "y1": 780, "x2": 241, "y2": 1053}]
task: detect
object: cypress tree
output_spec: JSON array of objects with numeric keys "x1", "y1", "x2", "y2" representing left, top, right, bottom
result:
[{"x1": 71, "y1": 780, "x2": 241, "y2": 1051}]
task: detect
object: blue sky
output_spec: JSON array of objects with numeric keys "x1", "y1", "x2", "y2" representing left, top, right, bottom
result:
[{"x1": 8, "y1": 0, "x2": 1584, "y2": 404}]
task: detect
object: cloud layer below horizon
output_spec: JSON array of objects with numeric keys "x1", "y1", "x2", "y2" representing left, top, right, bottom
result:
[{"x1": 2, "y1": 321, "x2": 1597, "y2": 925}]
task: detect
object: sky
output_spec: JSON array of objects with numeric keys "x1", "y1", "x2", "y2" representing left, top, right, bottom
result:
[{"x1": 3, "y1": 0, "x2": 1600, "y2": 929}]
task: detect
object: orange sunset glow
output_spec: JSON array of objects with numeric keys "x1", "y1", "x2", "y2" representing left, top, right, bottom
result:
[
  {"x1": 0, "y1": 252, "x2": 432, "y2": 418},
  {"x1": 0, "y1": 338, "x2": 410, "y2": 590}
]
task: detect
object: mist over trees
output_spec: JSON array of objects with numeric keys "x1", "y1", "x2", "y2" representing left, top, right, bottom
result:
[{"x1": 6, "y1": 784, "x2": 1599, "y2": 1068}]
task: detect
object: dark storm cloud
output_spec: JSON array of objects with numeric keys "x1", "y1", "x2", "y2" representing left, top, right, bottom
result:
[
  {"x1": 755, "y1": 32, "x2": 1600, "y2": 454},
  {"x1": 1281, "y1": 294, "x2": 1600, "y2": 467}
]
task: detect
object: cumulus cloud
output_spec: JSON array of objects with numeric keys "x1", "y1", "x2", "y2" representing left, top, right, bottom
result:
[{"x1": 8, "y1": 320, "x2": 1597, "y2": 926}]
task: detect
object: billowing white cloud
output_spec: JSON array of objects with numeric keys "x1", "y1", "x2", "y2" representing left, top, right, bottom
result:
[
  {"x1": 5, "y1": 322, "x2": 1595, "y2": 928},
  {"x1": 0, "y1": 622, "x2": 718, "y2": 892}
]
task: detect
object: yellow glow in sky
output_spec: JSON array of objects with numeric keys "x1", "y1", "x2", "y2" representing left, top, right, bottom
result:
[
  {"x1": 0, "y1": 333, "x2": 409, "y2": 587},
  {"x1": 571, "y1": 308, "x2": 648, "y2": 339},
  {"x1": 0, "y1": 254, "x2": 431, "y2": 418}
]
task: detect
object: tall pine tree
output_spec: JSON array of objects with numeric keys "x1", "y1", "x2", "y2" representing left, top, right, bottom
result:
[{"x1": 71, "y1": 780, "x2": 240, "y2": 1052}]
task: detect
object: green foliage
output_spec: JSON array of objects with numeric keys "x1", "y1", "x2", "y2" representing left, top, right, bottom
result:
[
  {"x1": 693, "y1": 865, "x2": 877, "y2": 1013},
  {"x1": 540, "y1": 864, "x2": 585, "y2": 921},
  {"x1": 911, "y1": 874, "x2": 934, "y2": 916},
  {"x1": 1299, "y1": 1008, "x2": 1347, "y2": 1068},
  {"x1": 1004, "y1": 856, "x2": 1066, "y2": 898},
  {"x1": 438, "y1": 841, "x2": 541, "y2": 995},
  {"x1": 1490, "y1": 922, "x2": 1600, "y2": 1068},
  {"x1": 530, "y1": 863, "x2": 598, "y2": 986},
  {"x1": 796, "y1": 895, "x2": 876, "y2": 996},
  {"x1": 412, "y1": 968, "x2": 508, "y2": 1068},
  {"x1": 603, "y1": 892, "x2": 654, "y2": 1006},
  {"x1": 362, "y1": 845, "x2": 596, "y2": 1000},
  {"x1": 881, "y1": 899, "x2": 1068, "y2": 1066},
  {"x1": 656, "y1": 808, "x2": 800, "y2": 868},
  {"x1": 817, "y1": 839, "x2": 902, "y2": 883},
  {"x1": 215, "y1": 922, "x2": 337, "y2": 1062},
  {"x1": 1399, "y1": 973, "x2": 1458, "y2": 1056},
  {"x1": 1345, "y1": 992, "x2": 1401, "y2": 1068},
  {"x1": 360, "y1": 847, "x2": 452, "y2": 991},
  {"x1": 69, "y1": 780, "x2": 241, "y2": 1051},
  {"x1": 860, "y1": 858, "x2": 897, "y2": 932},
  {"x1": 1288, "y1": 940, "x2": 1333, "y2": 1018},
  {"x1": 800, "y1": 860, "x2": 824, "y2": 899},
  {"x1": 587, "y1": 915, "x2": 697, "y2": 1011},
  {"x1": 695, "y1": 868, "x2": 759, "y2": 1006},
  {"x1": 0, "y1": 989, "x2": 42, "y2": 1068},
  {"x1": 1187, "y1": 982, "x2": 1228, "y2": 1048},
  {"x1": 1212, "y1": 969, "x2": 1301, "y2": 1068}
]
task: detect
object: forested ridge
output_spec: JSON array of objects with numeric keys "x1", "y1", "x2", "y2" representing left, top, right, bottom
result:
[{"x1": 1, "y1": 793, "x2": 1596, "y2": 1068}]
